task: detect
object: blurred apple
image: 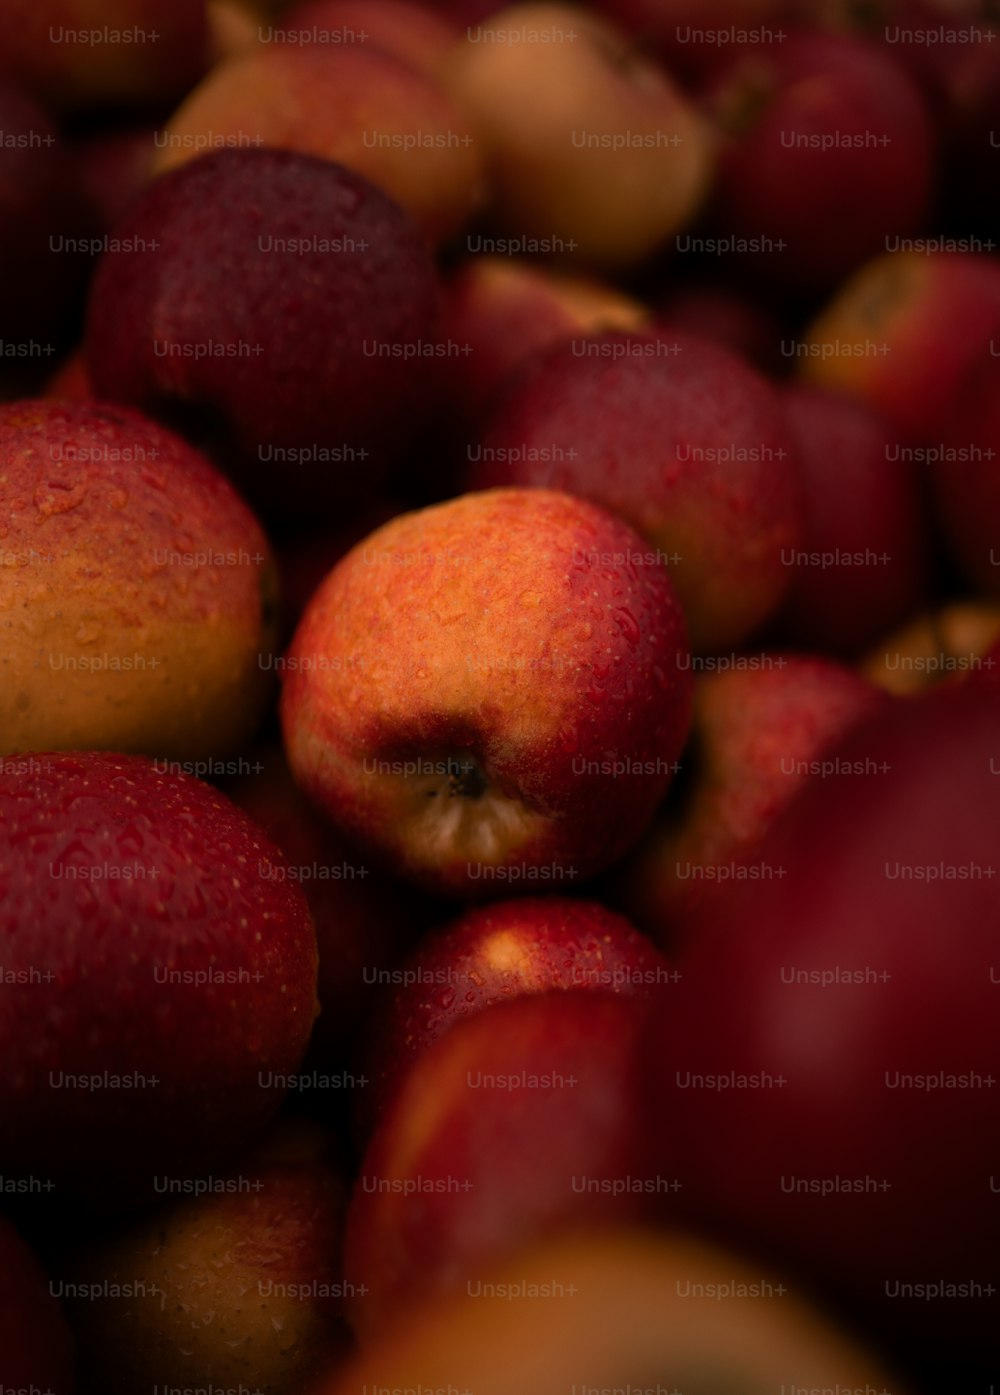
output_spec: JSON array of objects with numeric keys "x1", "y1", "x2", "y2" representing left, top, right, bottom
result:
[
  {"x1": 281, "y1": 488, "x2": 692, "y2": 897},
  {"x1": 657, "y1": 281, "x2": 783, "y2": 374},
  {"x1": 0, "y1": 752, "x2": 317, "y2": 1208},
  {"x1": 344, "y1": 991, "x2": 652, "y2": 1338},
  {"x1": 443, "y1": 2, "x2": 715, "y2": 270},
  {"x1": 360, "y1": 895, "x2": 674, "y2": 1133},
  {"x1": 646, "y1": 682, "x2": 1000, "y2": 1365},
  {"x1": 152, "y1": 42, "x2": 486, "y2": 246},
  {"x1": 799, "y1": 250, "x2": 1000, "y2": 439},
  {"x1": 277, "y1": 0, "x2": 461, "y2": 78},
  {"x1": 861, "y1": 600, "x2": 1000, "y2": 696},
  {"x1": 775, "y1": 382, "x2": 928, "y2": 653},
  {"x1": 469, "y1": 329, "x2": 803, "y2": 652},
  {"x1": 0, "y1": 400, "x2": 276, "y2": 760},
  {"x1": 624, "y1": 654, "x2": 888, "y2": 946},
  {"x1": 58, "y1": 1118, "x2": 351, "y2": 1395},
  {"x1": 0, "y1": 1216, "x2": 75, "y2": 1395},
  {"x1": 326, "y1": 1228, "x2": 907, "y2": 1394}
]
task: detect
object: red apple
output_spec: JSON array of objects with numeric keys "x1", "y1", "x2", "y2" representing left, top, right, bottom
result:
[
  {"x1": 701, "y1": 30, "x2": 934, "y2": 290},
  {"x1": 0, "y1": 1216, "x2": 75, "y2": 1394},
  {"x1": 625, "y1": 654, "x2": 889, "y2": 947},
  {"x1": 468, "y1": 329, "x2": 803, "y2": 652},
  {"x1": 799, "y1": 250, "x2": 1000, "y2": 439},
  {"x1": 645, "y1": 681, "x2": 1000, "y2": 1365},
  {"x1": 360, "y1": 895, "x2": 674, "y2": 1134},
  {"x1": 344, "y1": 990, "x2": 653, "y2": 1339},
  {"x1": 774, "y1": 382, "x2": 928, "y2": 653},
  {"x1": 0, "y1": 751, "x2": 318, "y2": 1208},
  {"x1": 85, "y1": 148, "x2": 441, "y2": 514},
  {"x1": 280, "y1": 487, "x2": 693, "y2": 897}
]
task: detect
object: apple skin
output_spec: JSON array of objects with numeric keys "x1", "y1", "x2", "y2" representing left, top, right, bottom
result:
[
  {"x1": 929, "y1": 354, "x2": 1000, "y2": 593},
  {"x1": 0, "y1": 751, "x2": 318, "y2": 1209},
  {"x1": 861, "y1": 601, "x2": 1000, "y2": 696},
  {"x1": 701, "y1": 30, "x2": 934, "y2": 290},
  {"x1": 644, "y1": 682, "x2": 1000, "y2": 1365},
  {"x1": 325, "y1": 1229, "x2": 907, "y2": 1395},
  {"x1": 774, "y1": 383, "x2": 928, "y2": 654},
  {"x1": 56, "y1": 1117, "x2": 351, "y2": 1395},
  {"x1": 799, "y1": 250, "x2": 1000, "y2": 440},
  {"x1": 85, "y1": 148, "x2": 441, "y2": 512},
  {"x1": 277, "y1": 0, "x2": 461, "y2": 79},
  {"x1": 151, "y1": 43, "x2": 486, "y2": 247},
  {"x1": 343, "y1": 990, "x2": 653, "y2": 1340},
  {"x1": 280, "y1": 487, "x2": 693, "y2": 898},
  {"x1": 359, "y1": 895, "x2": 674, "y2": 1135},
  {"x1": 442, "y1": 2, "x2": 716, "y2": 271},
  {"x1": 442, "y1": 255, "x2": 648, "y2": 429},
  {"x1": 624, "y1": 654, "x2": 889, "y2": 948},
  {"x1": 0, "y1": 1216, "x2": 76, "y2": 1394},
  {"x1": 0, "y1": 0, "x2": 208, "y2": 109},
  {"x1": 468, "y1": 329, "x2": 803, "y2": 652},
  {"x1": 0, "y1": 399, "x2": 277, "y2": 760}
]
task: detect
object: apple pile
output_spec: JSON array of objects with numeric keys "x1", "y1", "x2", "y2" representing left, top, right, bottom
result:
[{"x1": 0, "y1": 0, "x2": 998, "y2": 1392}]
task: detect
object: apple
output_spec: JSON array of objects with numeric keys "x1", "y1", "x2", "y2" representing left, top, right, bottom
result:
[
  {"x1": 442, "y1": 254, "x2": 648, "y2": 429},
  {"x1": 442, "y1": 2, "x2": 716, "y2": 271},
  {"x1": 645, "y1": 681, "x2": 1000, "y2": 1365},
  {"x1": 860, "y1": 600, "x2": 1000, "y2": 696},
  {"x1": 45, "y1": 350, "x2": 95, "y2": 403},
  {"x1": 222, "y1": 745, "x2": 439, "y2": 1069},
  {"x1": 798, "y1": 250, "x2": 1000, "y2": 439},
  {"x1": 276, "y1": 0, "x2": 462, "y2": 79},
  {"x1": 151, "y1": 42, "x2": 486, "y2": 247},
  {"x1": 0, "y1": 751, "x2": 318, "y2": 1208},
  {"x1": 326, "y1": 1228, "x2": 908, "y2": 1394},
  {"x1": 359, "y1": 895, "x2": 674, "y2": 1134},
  {"x1": 774, "y1": 382, "x2": 928, "y2": 653},
  {"x1": 0, "y1": 400, "x2": 277, "y2": 761},
  {"x1": 624, "y1": 654, "x2": 888, "y2": 948},
  {"x1": 467, "y1": 329, "x2": 803, "y2": 652},
  {"x1": 928, "y1": 354, "x2": 1000, "y2": 593},
  {"x1": 657, "y1": 281, "x2": 783, "y2": 375},
  {"x1": 85, "y1": 148, "x2": 441, "y2": 514},
  {"x1": 700, "y1": 29, "x2": 934, "y2": 290},
  {"x1": 0, "y1": 1216, "x2": 76, "y2": 1395},
  {"x1": 280, "y1": 487, "x2": 693, "y2": 898},
  {"x1": 57, "y1": 1117, "x2": 351, "y2": 1395},
  {"x1": 0, "y1": 0, "x2": 208, "y2": 109},
  {"x1": 344, "y1": 990, "x2": 653, "y2": 1339}
]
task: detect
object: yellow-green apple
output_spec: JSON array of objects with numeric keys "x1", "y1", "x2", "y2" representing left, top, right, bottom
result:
[
  {"x1": 343, "y1": 990, "x2": 653, "y2": 1339},
  {"x1": 0, "y1": 400, "x2": 276, "y2": 760},
  {"x1": 0, "y1": 1216, "x2": 75, "y2": 1395},
  {"x1": 223, "y1": 746, "x2": 440, "y2": 1069},
  {"x1": 799, "y1": 250, "x2": 1000, "y2": 439},
  {"x1": 442, "y1": 255, "x2": 648, "y2": 430},
  {"x1": 151, "y1": 42, "x2": 485, "y2": 246},
  {"x1": 359, "y1": 895, "x2": 675, "y2": 1134},
  {"x1": 468, "y1": 329, "x2": 803, "y2": 652},
  {"x1": 700, "y1": 30, "x2": 933, "y2": 290},
  {"x1": 861, "y1": 600, "x2": 1000, "y2": 696},
  {"x1": 85, "y1": 148, "x2": 441, "y2": 514},
  {"x1": 276, "y1": 0, "x2": 461, "y2": 79},
  {"x1": 0, "y1": 751, "x2": 317, "y2": 1208},
  {"x1": 0, "y1": 81, "x2": 95, "y2": 351},
  {"x1": 0, "y1": 0, "x2": 208, "y2": 109},
  {"x1": 280, "y1": 487, "x2": 693, "y2": 897},
  {"x1": 623, "y1": 654, "x2": 888, "y2": 948},
  {"x1": 929, "y1": 354, "x2": 1000, "y2": 593},
  {"x1": 645, "y1": 681, "x2": 1000, "y2": 1365},
  {"x1": 57, "y1": 1117, "x2": 351, "y2": 1395},
  {"x1": 325, "y1": 1229, "x2": 908, "y2": 1394},
  {"x1": 774, "y1": 383, "x2": 928, "y2": 653},
  {"x1": 442, "y1": 2, "x2": 716, "y2": 271}
]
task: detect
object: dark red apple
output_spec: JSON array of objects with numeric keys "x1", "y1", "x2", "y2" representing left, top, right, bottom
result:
[
  {"x1": 645, "y1": 681, "x2": 1000, "y2": 1366},
  {"x1": 0, "y1": 751, "x2": 318, "y2": 1208}
]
